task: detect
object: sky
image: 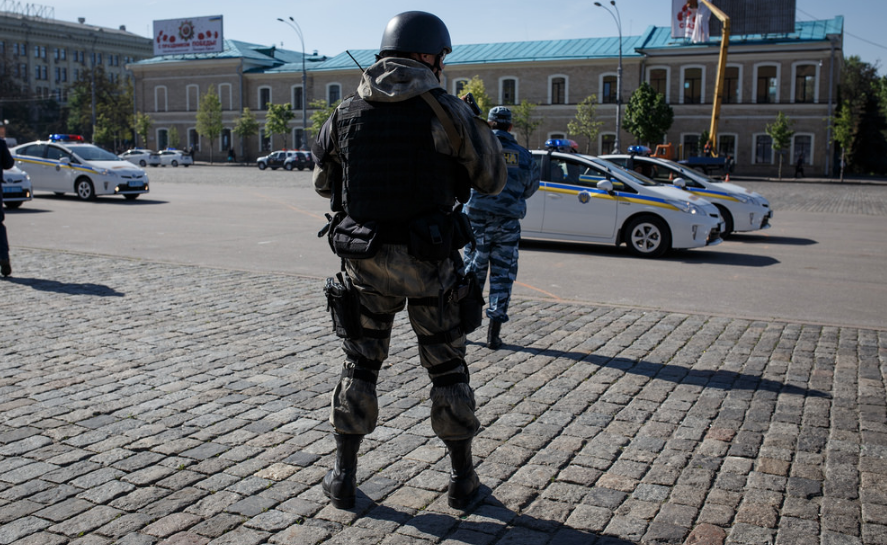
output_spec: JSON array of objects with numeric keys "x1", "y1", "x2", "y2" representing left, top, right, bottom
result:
[{"x1": 53, "y1": 0, "x2": 884, "y2": 69}]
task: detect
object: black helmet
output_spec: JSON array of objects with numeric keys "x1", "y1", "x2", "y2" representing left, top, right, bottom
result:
[{"x1": 379, "y1": 11, "x2": 452, "y2": 56}]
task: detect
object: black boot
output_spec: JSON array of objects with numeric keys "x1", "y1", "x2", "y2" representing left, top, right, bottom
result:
[
  {"x1": 445, "y1": 438, "x2": 480, "y2": 509},
  {"x1": 322, "y1": 433, "x2": 363, "y2": 509},
  {"x1": 487, "y1": 321, "x2": 502, "y2": 350}
]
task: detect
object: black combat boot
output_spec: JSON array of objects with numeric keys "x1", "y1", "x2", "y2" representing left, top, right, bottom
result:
[
  {"x1": 444, "y1": 438, "x2": 480, "y2": 509},
  {"x1": 486, "y1": 321, "x2": 502, "y2": 350},
  {"x1": 0, "y1": 259, "x2": 10, "y2": 277},
  {"x1": 322, "y1": 433, "x2": 363, "y2": 509}
]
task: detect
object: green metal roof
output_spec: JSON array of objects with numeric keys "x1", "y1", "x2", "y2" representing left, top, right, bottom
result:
[{"x1": 134, "y1": 17, "x2": 843, "y2": 73}]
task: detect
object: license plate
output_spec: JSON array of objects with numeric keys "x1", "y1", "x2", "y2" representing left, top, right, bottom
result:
[
  {"x1": 2, "y1": 186, "x2": 19, "y2": 193},
  {"x1": 127, "y1": 181, "x2": 143, "y2": 187}
]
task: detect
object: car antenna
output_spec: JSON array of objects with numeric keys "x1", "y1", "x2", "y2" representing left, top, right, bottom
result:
[{"x1": 346, "y1": 50, "x2": 365, "y2": 73}]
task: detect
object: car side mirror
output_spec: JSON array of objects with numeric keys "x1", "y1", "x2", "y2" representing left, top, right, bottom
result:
[
  {"x1": 59, "y1": 157, "x2": 71, "y2": 164},
  {"x1": 597, "y1": 179, "x2": 614, "y2": 193},
  {"x1": 672, "y1": 177, "x2": 686, "y2": 188}
]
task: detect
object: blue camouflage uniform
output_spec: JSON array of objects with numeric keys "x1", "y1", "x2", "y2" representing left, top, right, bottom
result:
[{"x1": 463, "y1": 129, "x2": 540, "y2": 323}]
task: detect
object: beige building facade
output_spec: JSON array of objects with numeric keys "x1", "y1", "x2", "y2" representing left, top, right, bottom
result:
[{"x1": 130, "y1": 17, "x2": 843, "y2": 176}]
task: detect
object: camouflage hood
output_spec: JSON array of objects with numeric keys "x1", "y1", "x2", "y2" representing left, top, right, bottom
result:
[{"x1": 357, "y1": 58, "x2": 441, "y2": 103}]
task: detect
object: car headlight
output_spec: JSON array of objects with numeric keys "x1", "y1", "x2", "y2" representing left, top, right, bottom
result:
[
  {"x1": 731, "y1": 193, "x2": 752, "y2": 204},
  {"x1": 670, "y1": 200, "x2": 704, "y2": 215}
]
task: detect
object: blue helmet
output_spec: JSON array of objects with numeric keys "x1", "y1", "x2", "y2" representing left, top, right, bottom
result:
[{"x1": 487, "y1": 106, "x2": 513, "y2": 125}]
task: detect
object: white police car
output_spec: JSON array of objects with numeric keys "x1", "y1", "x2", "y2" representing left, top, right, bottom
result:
[
  {"x1": 2, "y1": 165, "x2": 32, "y2": 209},
  {"x1": 603, "y1": 150, "x2": 772, "y2": 236},
  {"x1": 524, "y1": 141, "x2": 724, "y2": 258},
  {"x1": 12, "y1": 135, "x2": 149, "y2": 201}
]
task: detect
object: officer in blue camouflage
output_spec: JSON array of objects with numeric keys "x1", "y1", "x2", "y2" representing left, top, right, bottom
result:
[{"x1": 463, "y1": 106, "x2": 540, "y2": 349}]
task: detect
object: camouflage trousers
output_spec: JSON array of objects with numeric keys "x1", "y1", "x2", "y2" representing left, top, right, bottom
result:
[
  {"x1": 462, "y1": 214, "x2": 521, "y2": 323},
  {"x1": 331, "y1": 244, "x2": 480, "y2": 441}
]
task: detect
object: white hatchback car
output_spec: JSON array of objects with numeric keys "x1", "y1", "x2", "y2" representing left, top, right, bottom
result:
[
  {"x1": 119, "y1": 148, "x2": 161, "y2": 167},
  {"x1": 12, "y1": 140, "x2": 149, "y2": 201},
  {"x1": 2, "y1": 165, "x2": 32, "y2": 209},
  {"x1": 603, "y1": 153, "x2": 772, "y2": 236},
  {"x1": 524, "y1": 150, "x2": 724, "y2": 258},
  {"x1": 157, "y1": 149, "x2": 193, "y2": 167}
]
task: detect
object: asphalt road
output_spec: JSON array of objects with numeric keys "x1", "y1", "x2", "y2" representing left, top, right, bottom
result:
[{"x1": 7, "y1": 164, "x2": 887, "y2": 330}]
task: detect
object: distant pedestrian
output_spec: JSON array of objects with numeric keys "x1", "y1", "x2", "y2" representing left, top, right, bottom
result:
[
  {"x1": 462, "y1": 106, "x2": 540, "y2": 349},
  {"x1": 795, "y1": 152, "x2": 805, "y2": 178},
  {"x1": 1, "y1": 121, "x2": 16, "y2": 277}
]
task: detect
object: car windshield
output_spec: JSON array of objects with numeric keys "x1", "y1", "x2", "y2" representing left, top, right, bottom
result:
[
  {"x1": 587, "y1": 157, "x2": 660, "y2": 187},
  {"x1": 71, "y1": 145, "x2": 122, "y2": 162}
]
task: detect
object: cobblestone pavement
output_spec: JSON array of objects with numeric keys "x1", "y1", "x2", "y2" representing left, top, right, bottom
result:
[{"x1": 1, "y1": 248, "x2": 886, "y2": 545}]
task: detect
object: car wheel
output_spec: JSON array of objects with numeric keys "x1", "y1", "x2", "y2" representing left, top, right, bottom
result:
[
  {"x1": 139, "y1": 159, "x2": 147, "y2": 167},
  {"x1": 715, "y1": 205, "x2": 734, "y2": 238},
  {"x1": 171, "y1": 160, "x2": 179, "y2": 167},
  {"x1": 297, "y1": 165, "x2": 305, "y2": 171},
  {"x1": 124, "y1": 194, "x2": 140, "y2": 201},
  {"x1": 284, "y1": 163, "x2": 293, "y2": 171},
  {"x1": 5, "y1": 201, "x2": 22, "y2": 209},
  {"x1": 258, "y1": 163, "x2": 266, "y2": 170},
  {"x1": 625, "y1": 215, "x2": 671, "y2": 258},
  {"x1": 75, "y1": 177, "x2": 96, "y2": 201}
]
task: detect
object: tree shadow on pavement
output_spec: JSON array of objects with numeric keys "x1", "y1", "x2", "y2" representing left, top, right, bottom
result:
[{"x1": 2, "y1": 276, "x2": 124, "y2": 297}]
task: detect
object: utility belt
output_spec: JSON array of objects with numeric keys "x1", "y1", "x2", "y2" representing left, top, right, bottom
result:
[{"x1": 318, "y1": 208, "x2": 475, "y2": 261}]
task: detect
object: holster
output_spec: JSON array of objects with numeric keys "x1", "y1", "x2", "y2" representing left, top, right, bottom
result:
[
  {"x1": 324, "y1": 272, "x2": 362, "y2": 339},
  {"x1": 451, "y1": 271, "x2": 484, "y2": 334}
]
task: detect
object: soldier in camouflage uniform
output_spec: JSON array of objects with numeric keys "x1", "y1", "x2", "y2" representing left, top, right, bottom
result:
[
  {"x1": 312, "y1": 11, "x2": 506, "y2": 511},
  {"x1": 463, "y1": 106, "x2": 541, "y2": 349}
]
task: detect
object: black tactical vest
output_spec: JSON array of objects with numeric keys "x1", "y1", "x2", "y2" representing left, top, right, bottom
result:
[{"x1": 336, "y1": 90, "x2": 460, "y2": 224}]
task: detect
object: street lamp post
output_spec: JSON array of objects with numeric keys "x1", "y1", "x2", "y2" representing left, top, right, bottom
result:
[
  {"x1": 277, "y1": 17, "x2": 308, "y2": 150},
  {"x1": 595, "y1": 1, "x2": 622, "y2": 154}
]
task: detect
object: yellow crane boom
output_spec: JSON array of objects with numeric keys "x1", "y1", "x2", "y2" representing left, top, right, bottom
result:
[{"x1": 694, "y1": 0, "x2": 730, "y2": 157}]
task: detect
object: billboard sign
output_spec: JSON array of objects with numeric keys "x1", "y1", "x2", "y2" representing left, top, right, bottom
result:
[{"x1": 153, "y1": 16, "x2": 224, "y2": 56}]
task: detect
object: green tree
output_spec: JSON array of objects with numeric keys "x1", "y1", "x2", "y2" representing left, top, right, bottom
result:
[
  {"x1": 460, "y1": 76, "x2": 493, "y2": 119},
  {"x1": 67, "y1": 66, "x2": 133, "y2": 147},
  {"x1": 839, "y1": 56, "x2": 887, "y2": 174},
  {"x1": 195, "y1": 86, "x2": 224, "y2": 163},
  {"x1": 168, "y1": 126, "x2": 181, "y2": 150},
  {"x1": 309, "y1": 99, "x2": 339, "y2": 140},
  {"x1": 233, "y1": 108, "x2": 259, "y2": 162},
  {"x1": 567, "y1": 95, "x2": 604, "y2": 154},
  {"x1": 512, "y1": 100, "x2": 542, "y2": 149},
  {"x1": 623, "y1": 83, "x2": 674, "y2": 147},
  {"x1": 133, "y1": 112, "x2": 152, "y2": 149},
  {"x1": 832, "y1": 100, "x2": 855, "y2": 182},
  {"x1": 265, "y1": 103, "x2": 296, "y2": 149},
  {"x1": 765, "y1": 112, "x2": 794, "y2": 180}
]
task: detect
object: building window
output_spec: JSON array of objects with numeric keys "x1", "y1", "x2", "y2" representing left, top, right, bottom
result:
[
  {"x1": 501, "y1": 78, "x2": 516, "y2": 105},
  {"x1": 188, "y1": 129, "x2": 200, "y2": 151},
  {"x1": 219, "y1": 83, "x2": 233, "y2": 110},
  {"x1": 649, "y1": 68, "x2": 668, "y2": 99},
  {"x1": 724, "y1": 66, "x2": 740, "y2": 104},
  {"x1": 221, "y1": 129, "x2": 232, "y2": 151},
  {"x1": 683, "y1": 67, "x2": 703, "y2": 104},
  {"x1": 718, "y1": 134, "x2": 737, "y2": 158},
  {"x1": 259, "y1": 87, "x2": 271, "y2": 110},
  {"x1": 292, "y1": 85, "x2": 303, "y2": 109},
  {"x1": 600, "y1": 133, "x2": 616, "y2": 155},
  {"x1": 793, "y1": 134, "x2": 813, "y2": 164},
  {"x1": 794, "y1": 64, "x2": 816, "y2": 103},
  {"x1": 550, "y1": 76, "x2": 566, "y2": 105},
  {"x1": 186, "y1": 84, "x2": 200, "y2": 112},
  {"x1": 683, "y1": 134, "x2": 701, "y2": 158},
  {"x1": 157, "y1": 129, "x2": 168, "y2": 150},
  {"x1": 754, "y1": 134, "x2": 773, "y2": 164},
  {"x1": 155, "y1": 86, "x2": 168, "y2": 112},
  {"x1": 259, "y1": 128, "x2": 271, "y2": 152},
  {"x1": 294, "y1": 128, "x2": 305, "y2": 150},
  {"x1": 453, "y1": 79, "x2": 468, "y2": 96},
  {"x1": 327, "y1": 83, "x2": 341, "y2": 105},
  {"x1": 756, "y1": 65, "x2": 778, "y2": 104},
  {"x1": 601, "y1": 75, "x2": 617, "y2": 104}
]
